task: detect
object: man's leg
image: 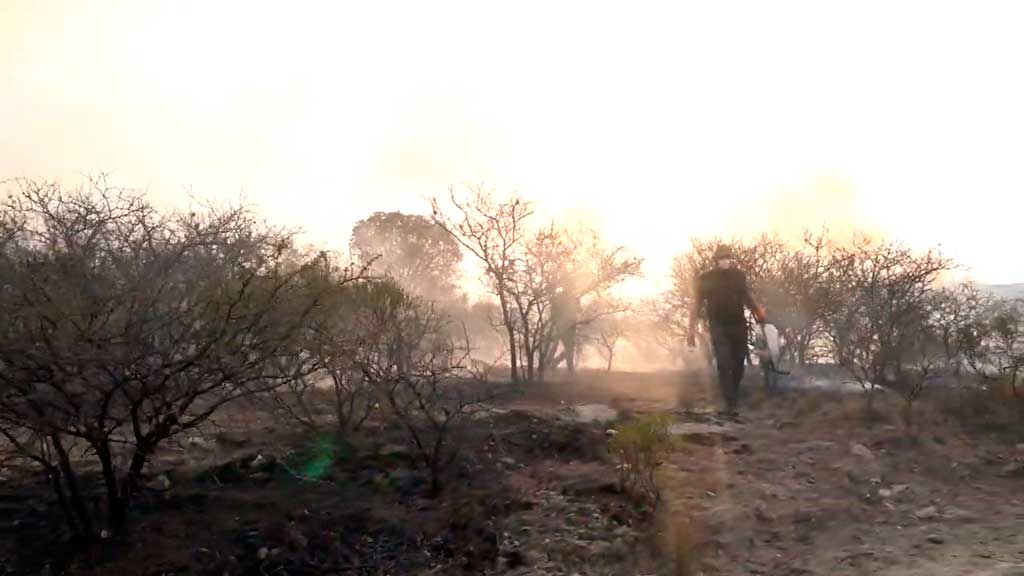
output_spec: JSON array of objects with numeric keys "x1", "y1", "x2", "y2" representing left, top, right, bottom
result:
[
  {"x1": 727, "y1": 328, "x2": 748, "y2": 412},
  {"x1": 709, "y1": 325, "x2": 737, "y2": 411}
]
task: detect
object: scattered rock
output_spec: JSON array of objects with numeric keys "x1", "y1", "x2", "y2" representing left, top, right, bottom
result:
[
  {"x1": 214, "y1": 431, "x2": 250, "y2": 448},
  {"x1": 797, "y1": 441, "x2": 835, "y2": 453},
  {"x1": 147, "y1": 474, "x2": 172, "y2": 491},
  {"x1": 186, "y1": 436, "x2": 213, "y2": 451},
  {"x1": 732, "y1": 443, "x2": 754, "y2": 456},
  {"x1": 981, "y1": 453, "x2": 1004, "y2": 466},
  {"x1": 612, "y1": 525, "x2": 632, "y2": 537},
  {"x1": 561, "y1": 476, "x2": 620, "y2": 497},
  {"x1": 520, "y1": 545, "x2": 544, "y2": 565},
  {"x1": 257, "y1": 547, "x2": 269, "y2": 560},
  {"x1": 499, "y1": 457, "x2": 517, "y2": 467},
  {"x1": 571, "y1": 404, "x2": 619, "y2": 424},
  {"x1": 503, "y1": 549, "x2": 527, "y2": 568},
  {"x1": 792, "y1": 510, "x2": 815, "y2": 524},
  {"x1": 379, "y1": 444, "x2": 411, "y2": 457},
  {"x1": 941, "y1": 507, "x2": 977, "y2": 522},
  {"x1": 206, "y1": 461, "x2": 247, "y2": 484},
  {"x1": 850, "y1": 443, "x2": 874, "y2": 460},
  {"x1": 999, "y1": 462, "x2": 1024, "y2": 478},
  {"x1": 754, "y1": 502, "x2": 773, "y2": 523},
  {"x1": 878, "y1": 488, "x2": 893, "y2": 498},
  {"x1": 891, "y1": 484, "x2": 910, "y2": 496},
  {"x1": 914, "y1": 506, "x2": 940, "y2": 520},
  {"x1": 605, "y1": 539, "x2": 630, "y2": 560},
  {"x1": 669, "y1": 423, "x2": 732, "y2": 436},
  {"x1": 927, "y1": 534, "x2": 945, "y2": 545},
  {"x1": 240, "y1": 452, "x2": 276, "y2": 471},
  {"x1": 846, "y1": 443, "x2": 883, "y2": 487},
  {"x1": 285, "y1": 524, "x2": 308, "y2": 551},
  {"x1": 386, "y1": 469, "x2": 425, "y2": 491}
]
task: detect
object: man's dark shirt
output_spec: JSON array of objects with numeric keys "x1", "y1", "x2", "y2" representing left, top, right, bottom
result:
[{"x1": 695, "y1": 268, "x2": 755, "y2": 327}]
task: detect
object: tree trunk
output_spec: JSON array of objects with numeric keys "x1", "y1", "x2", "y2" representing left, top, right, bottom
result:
[
  {"x1": 95, "y1": 441, "x2": 121, "y2": 532},
  {"x1": 536, "y1": 335, "x2": 548, "y2": 383},
  {"x1": 500, "y1": 293, "x2": 520, "y2": 384},
  {"x1": 428, "y1": 434, "x2": 446, "y2": 498},
  {"x1": 51, "y1": 434, "x2": 94, "y2": 539},
  {"x1": 903, "y1": 397, "x2": 914, "y2": 435},
  {"x1": 864, "y1": 384, "x2": 877, "y2": 426},
  {"x1": 523, "y1": 326, "x2": 536, "y2": 383},
  {"x1": 1011, "y1": 370, "x2": 1023, "y2": 426},
  {"x1": 49, "y1": 469, "x2": 81, "y2": 538},
  {"x1": 334, "y1": 377, "x2": 349, "y2": 432},
  {"x1": 110, "y1": 446, "x2": 149, "y2": 533}
]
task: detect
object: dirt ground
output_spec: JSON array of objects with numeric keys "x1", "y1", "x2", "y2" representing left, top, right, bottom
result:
[
  {"x1": 494, "y1": 368, "x2": 1024, "y2": 576},
  {"x1": 3, "y1": 368, "x2": 1024, "y2": 575}
]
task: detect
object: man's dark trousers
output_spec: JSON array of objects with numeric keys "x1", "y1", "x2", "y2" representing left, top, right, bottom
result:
[{"x1": 709, "y1": 323, "x2": 747, "y2": 412}]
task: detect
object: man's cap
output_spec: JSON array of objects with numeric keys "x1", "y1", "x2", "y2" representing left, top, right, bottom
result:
[{"x1": 713, "y1": 245, "x2": 735, "y2": 259}]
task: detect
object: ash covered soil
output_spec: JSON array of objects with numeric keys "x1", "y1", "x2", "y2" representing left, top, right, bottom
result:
[{"x1": 3, "y1": 369, "x2": 1024, "y2": 576}]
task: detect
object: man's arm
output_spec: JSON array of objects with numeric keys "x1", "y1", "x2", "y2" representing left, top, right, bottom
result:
[
  {"x1": 687, "y1": 276, "x2": 702, "y2": 346},
  {"x1": 742, "y1": 273, "x2": 767, "y2": 324}
]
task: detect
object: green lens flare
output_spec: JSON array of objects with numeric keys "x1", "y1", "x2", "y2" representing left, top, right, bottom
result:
[{"x1": 299, "y1": 435, "x2": 336, "y2": 479}]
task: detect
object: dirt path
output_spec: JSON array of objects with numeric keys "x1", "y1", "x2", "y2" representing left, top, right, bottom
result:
[
  {"x1": 528, "y1": 368, "x2": 1024, "y2": 575},
  {"x1": 654, "y1": 390, "x2": 1024, "y2": 576}
]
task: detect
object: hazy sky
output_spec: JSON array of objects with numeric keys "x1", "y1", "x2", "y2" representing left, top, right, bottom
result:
[{"x1": 2, "y1": 1, "x2": 1021, "y2": 292}]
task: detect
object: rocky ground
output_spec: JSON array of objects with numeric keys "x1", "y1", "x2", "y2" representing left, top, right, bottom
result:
[
  {"x1": 3, "y1": 369, "x2": 1024, "y2": 575},
  {"x1": 0, "y1": 395, "x2": 658, "y2": 576},
  {"x1": 501, "y1": 368, "x2": 1024, "y2": 575},
  {"x1": 658, "y1": 399, "x2": 1024, "y2": 576}
]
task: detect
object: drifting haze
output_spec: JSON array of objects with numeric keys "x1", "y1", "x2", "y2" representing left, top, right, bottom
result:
[{"x1": 2, "y1": 1, "x2": 1021, "y2": 292}]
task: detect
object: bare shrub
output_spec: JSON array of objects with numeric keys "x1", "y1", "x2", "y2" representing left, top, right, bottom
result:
[
  {"x1": 432, "y1": 186, "x2": 640, "y2": 384},
  {"x1": 937, "y1": 378, "x2": 1020, "y2": 433},
  {"x1": 266, "y1": 254, "x2": 377, "y2": 433},
  {"x1": 340, "y1": 282, "x2": 495, "y2": 495},
  {"x1": 431, "y1": 185, "x2": 533, "y2": 384},
  {"x1": 508, "y1": 225, "x2": 641, "y2": 381},
  {"x1": 961, "y1": 299, "x2": 1024, "y2": 428},
  {"x1": 609, "y1": 414, "x2": 673, "y2": 503},
  {"x1": 580, "y1": 305, "x2": 630, "y2": 372},
  {"x1": 0, "y1": 178, "x2": 326, "y2": 539},
  {"x1": 820, "y1": 236, "x2": 954, "y2": 421}
]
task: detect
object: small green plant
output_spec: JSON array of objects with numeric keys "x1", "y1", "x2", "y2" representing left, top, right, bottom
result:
[{"x1": 609, "y1": 414, "x2": 673, "y2": 504}]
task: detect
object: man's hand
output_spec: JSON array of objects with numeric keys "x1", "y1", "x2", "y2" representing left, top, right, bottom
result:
[{"x1": 754, "y1": 304, "x2": 768, "y2": 325}]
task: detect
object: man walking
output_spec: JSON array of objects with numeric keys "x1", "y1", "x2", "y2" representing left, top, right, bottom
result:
[{"x1": 686, "y1": 245, "x2": 767, "y2": 416}]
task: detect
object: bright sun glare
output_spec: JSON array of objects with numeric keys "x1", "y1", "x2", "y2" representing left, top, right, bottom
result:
[{"x1": 1, "y1": 1, "x2": 1020, "y2": 291}]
